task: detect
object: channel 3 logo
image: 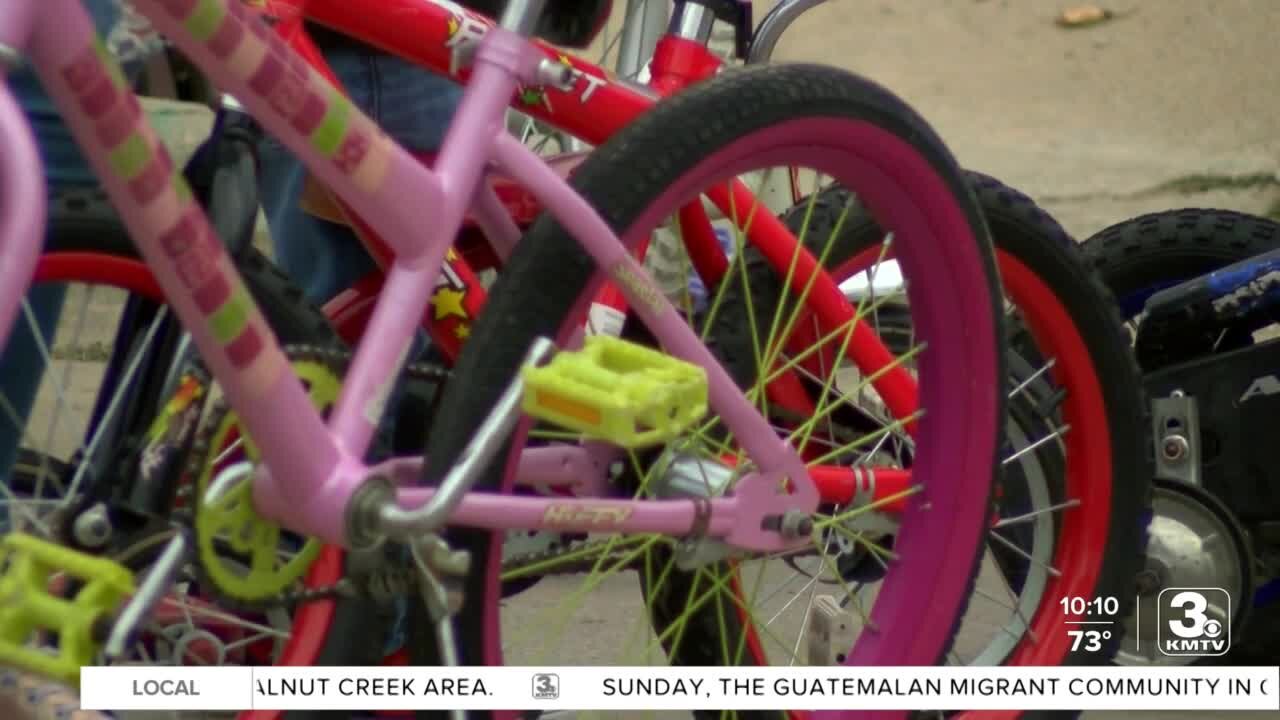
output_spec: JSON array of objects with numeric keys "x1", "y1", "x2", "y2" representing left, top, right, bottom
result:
[
  {"x1": 532, "y1": 673, "x2": 560, "y2": 700},
  {"x1": 1157, "y1": 588, "x2": 1230, "y2": 657}
]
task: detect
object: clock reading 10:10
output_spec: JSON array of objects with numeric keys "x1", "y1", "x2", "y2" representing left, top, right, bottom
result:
[{"x1": 1059, "y1": 596, "x2": 1120, "y2": 616}]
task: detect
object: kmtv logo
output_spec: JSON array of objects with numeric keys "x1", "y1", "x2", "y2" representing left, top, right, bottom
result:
[{"x1": 1157, "y1": 588, "x2": 1230, "y2": 657}]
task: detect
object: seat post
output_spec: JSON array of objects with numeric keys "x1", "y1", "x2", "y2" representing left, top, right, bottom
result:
[{"x1": 498, "y1": 0, "x2": 550, "y2": 36}]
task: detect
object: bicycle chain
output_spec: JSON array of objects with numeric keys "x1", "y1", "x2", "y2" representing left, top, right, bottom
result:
[
  {"x1": 174, "y1": 344, "x2": 447, "y2": 612},
  {"x1": 268, "y1": 536, "x2": 642, "y2": 607}
]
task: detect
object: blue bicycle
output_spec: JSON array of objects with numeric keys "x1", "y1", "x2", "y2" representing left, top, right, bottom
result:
[{"x1": 1082, "y1": 207, "x2": 1280, "y2": 665}]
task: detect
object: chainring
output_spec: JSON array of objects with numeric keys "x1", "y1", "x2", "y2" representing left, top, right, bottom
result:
[{"x1": 184, "y1": 355, "x2": 341, "y2": 606}]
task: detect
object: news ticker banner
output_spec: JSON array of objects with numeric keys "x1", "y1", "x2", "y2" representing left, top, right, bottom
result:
[{"x1": 80, "y1": 665, "x2": 1280, "y2": 712}]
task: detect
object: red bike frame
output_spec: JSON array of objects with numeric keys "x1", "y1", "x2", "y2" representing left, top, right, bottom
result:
[{"x1": 252, "y1": 0, "x2": 918, "y2": 427}]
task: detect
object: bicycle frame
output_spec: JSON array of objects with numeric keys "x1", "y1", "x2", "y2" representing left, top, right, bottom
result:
[
  {"x1": 271, "y1": 0, "x2": 922, "y2": 424},
  {"x1": 0, "y1": 0, "x2": 823, "y2": 551}
]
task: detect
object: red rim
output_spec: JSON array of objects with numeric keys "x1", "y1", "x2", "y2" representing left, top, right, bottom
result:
[
  {"x1": 948, "y1": 252, "x2": 1112, "y2": 718},
  {"x1": 985, "y1": 254, "x2": 1111, "y2": 658},
  {"x1": 806, "y1": 246, "x2": 1111, "y2": 687},
  {"x1": 43, "y1": 230, "x2": 1110, "y2": 701}
]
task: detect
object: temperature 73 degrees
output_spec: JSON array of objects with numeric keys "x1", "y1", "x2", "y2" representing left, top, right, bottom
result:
[{"x1": 1067, "y1": 629, "x2": 1113, "y2": 652}]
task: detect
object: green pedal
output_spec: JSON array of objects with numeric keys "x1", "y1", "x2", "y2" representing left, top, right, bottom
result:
[
  {"x1": 521, "y1": 335, "x2": 708, "y2": 448},
  {"x1": 0, "y1": 533, "x2": 135, "y2": 685}
]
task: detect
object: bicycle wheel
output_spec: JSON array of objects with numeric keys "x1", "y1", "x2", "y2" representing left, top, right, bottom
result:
[
  {"x1": 710, "y1": 173, "x2": 1151, "y2": 712},
  {"x1": 1081, "y1": 208, "x2": 1280, "y2": 666},
  {"x1": 413, "y1": 64, "x2": 1003, "y2": 718},
  {"x1": 1, "y1": 188, "x2": 388, "y2": 719}
]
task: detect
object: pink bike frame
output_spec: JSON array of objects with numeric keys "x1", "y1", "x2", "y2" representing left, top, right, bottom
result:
[
  {"x1": 285, "y1": 0, "x2": 918, "y2": 423},
  {"x1": 0, "y1": 0, "x2": 817, "y2": 551}
]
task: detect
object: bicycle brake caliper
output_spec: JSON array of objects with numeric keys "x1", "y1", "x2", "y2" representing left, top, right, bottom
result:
[
  {"x1": 0, "y1": 533, "x2": 135, "y2": 685},
  {"x1": 520, "y1": 336, "x2": 708, "y2": 448}
]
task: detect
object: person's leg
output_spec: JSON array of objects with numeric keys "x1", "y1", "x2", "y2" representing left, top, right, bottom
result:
[
  {"x1": 257, "y1": 39, "x2": 466, "y2": 657},
  {"x1": 259, "y1": 41, "x2": 463, "y2": 307},
  {"x1": 257, "y1": 41, "x2": 462, "y2": 437}
]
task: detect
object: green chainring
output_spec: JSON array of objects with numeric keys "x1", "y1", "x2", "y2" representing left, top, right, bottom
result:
[{"x1": 193, "y1": 360, "x2": 339, "y2": 604}]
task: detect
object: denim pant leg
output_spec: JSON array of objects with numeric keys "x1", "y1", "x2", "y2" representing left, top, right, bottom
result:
[
  {"x1": 0, "y1": 0, "x2": 125, "y2": 485},
  {"x1": 256, "y1": 48, "x2": 464, "y2": 655},
  {"x1": 258, "y1": 49, "x2": 461, "y2": 439},
  {"x1": 259, "y1": 44, "x2": 464, "y2": 307}
]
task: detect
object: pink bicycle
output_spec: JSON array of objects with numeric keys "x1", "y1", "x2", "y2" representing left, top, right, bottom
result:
[{"x1": 0, "y1": 0, "x2": 1012, "y2": 717}]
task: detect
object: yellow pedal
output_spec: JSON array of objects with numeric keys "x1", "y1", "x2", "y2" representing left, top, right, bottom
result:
[
  {"x1": 0, "y1": 533, "x2": 135, "y2": 685},
  {"x1": 521, "y1": 335, "x2": 708, "y2": 448}
]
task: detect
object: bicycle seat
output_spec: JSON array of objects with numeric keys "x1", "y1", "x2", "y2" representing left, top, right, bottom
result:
[{"x1": 536, "y1": 0, "x2": 613, "y2": 49}]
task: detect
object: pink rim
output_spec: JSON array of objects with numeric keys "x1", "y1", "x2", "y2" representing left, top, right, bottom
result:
[{"x1": 473, "y1": 116, "x2": 1002, "y2": 720}]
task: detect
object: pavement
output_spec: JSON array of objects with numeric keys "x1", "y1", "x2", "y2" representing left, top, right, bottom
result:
[
  {"x1": 764, "y1": 0, "x2": 1280, "y2": 240},
  {"x1": 27, "y1": 1, "x2": 1280, "y2": 719}
]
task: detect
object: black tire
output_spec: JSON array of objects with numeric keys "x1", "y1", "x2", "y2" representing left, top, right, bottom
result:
[
  {"x1": 1081, "y1": 208, "x2": 1280, "y2": 666},
  {"x1": 712, "y1": 171, "x2": 1152, "y2": 708},
  {"x1": 956, "y1": 174, "x2": 1149, "y2": 675},
  {"x1": 942, "y1": 173, "x2": 1151, "y2": 674},
  {"x1": 413, "y1": 63, "x2": 1004, "y2": 720},
  {"x1": 38, "y1": 188, "x2": 391, "y2": 717},
  {"x1": 1083, "y1": 208, "x2": 1280, "y2": 320}
]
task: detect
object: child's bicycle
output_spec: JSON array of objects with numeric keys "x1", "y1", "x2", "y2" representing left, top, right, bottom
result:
[
  {"x1": 203, "y1": 0, "x2": 1154, "y2": 676},
  {"x1": 1081, "y1": 208, "x2": 1280, "y2": 666},
  {"x1": 0, "y1": 2, "x2": 1146, "y2": 712}
]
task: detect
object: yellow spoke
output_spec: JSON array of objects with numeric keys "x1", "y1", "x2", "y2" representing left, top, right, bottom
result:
[
  {"x1": 804, "y1": 408, "x2": 923, "y2": 469},
  {"x1": 788, "y1": 343, "x2": 925, "y2": 454},
  {"x1": 826, "y1": 521, "x2": 896, "y2": 562},
  {"x1": 760, "y1": 186, "x2": 826, "y2": 378},
  {"x1": 816, "y1": 484, "x2": 923, "y2": 529},
  {"x1": 756, "y1": 197, "x2": 864, "y2": 388}
]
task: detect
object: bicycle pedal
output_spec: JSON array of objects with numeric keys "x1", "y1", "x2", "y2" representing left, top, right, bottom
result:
[
  {"x1": 520, "y1": 335, "x2": 708, "y2": 448},
  {"x1": 0, "y1": 533, "x2": 135, "y2": 685}
]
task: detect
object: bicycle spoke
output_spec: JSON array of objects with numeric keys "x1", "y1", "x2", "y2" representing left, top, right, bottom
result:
[
  {"x1": 1001, "y1": 424, "x2": 1071, "y2": 466},
  {"x1": 62, "y1": 306, "x2": 170, "y2": 511},
  {"x1": 1008, "y1": 357, "x2": 1057, "y2": 400},
  {"x1": 987, "y1": 528, "x2": 1062, "y2": 578},
  {"x1": 40, "y1": 285, "x2": 94, "y2": 476},
  {"x1": 994, "y1": 498, "x2": 1081, "y2": 528}
]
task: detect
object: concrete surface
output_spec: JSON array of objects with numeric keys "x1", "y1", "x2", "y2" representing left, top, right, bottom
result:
[{"x1": 767, "y1": 0, "x2": 1280, "y2": 239}]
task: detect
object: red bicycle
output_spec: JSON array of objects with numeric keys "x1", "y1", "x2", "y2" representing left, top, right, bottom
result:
[{"x1": 255, "y1": 0, "x2": 1150, "y2": 688}]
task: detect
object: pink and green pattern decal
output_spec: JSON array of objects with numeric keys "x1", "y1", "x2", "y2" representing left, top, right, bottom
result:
[
  {"x1": 159, "y1": 0, "x2": 393, "y2": 193},
  {"x1": 58, "y1": 33, "x2": 282, "y2": 391}
]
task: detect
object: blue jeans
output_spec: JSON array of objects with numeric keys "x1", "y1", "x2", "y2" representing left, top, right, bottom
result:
[
  {"x1": 257, "y1": 34, "x2": 464, "y2": 655},
  {"x1": 0, "y1": 0, "x2": 129, "y2": 488},
  {"x1": 258, "y1": 38, "x2": 463, "y2": 306}
]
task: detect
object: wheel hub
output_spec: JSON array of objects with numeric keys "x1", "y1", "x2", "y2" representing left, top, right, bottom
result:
[{"x1": 1114, "y1": 479, "x2": 1252, "y2": 665}]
